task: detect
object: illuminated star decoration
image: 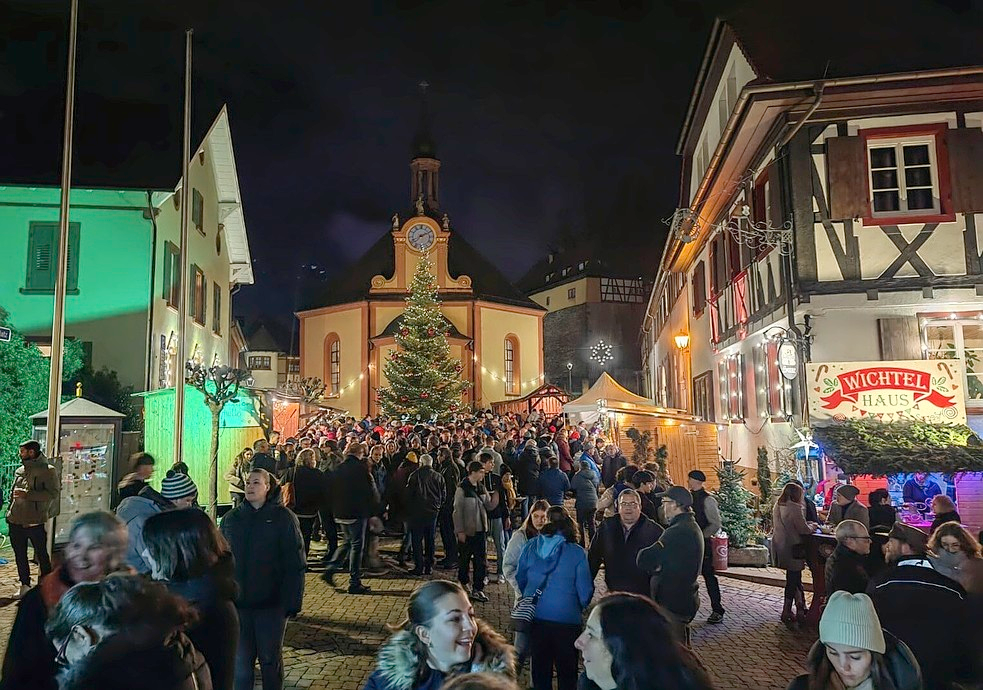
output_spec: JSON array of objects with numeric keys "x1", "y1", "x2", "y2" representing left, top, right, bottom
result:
[{"x1": 590, "y1": 340, "x2": 614, "y2": 366}]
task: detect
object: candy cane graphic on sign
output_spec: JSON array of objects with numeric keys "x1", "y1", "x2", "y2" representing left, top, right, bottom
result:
[{"x1": 814, "y1": 364, "x2": 829, "y2": 383}]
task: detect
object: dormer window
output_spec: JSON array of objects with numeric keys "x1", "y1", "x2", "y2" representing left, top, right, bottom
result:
[{"x1": 578, "y1": 261, "x2": 587, "y2": 271}]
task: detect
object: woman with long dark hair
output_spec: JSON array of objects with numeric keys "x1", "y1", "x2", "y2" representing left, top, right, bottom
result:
[
  {"x1": 516, "y1": 506, "x2": 592, "y2": 690},
  {"x1": 786, "y1": 591, "x2": 920, "y2": 690},
  {"x1": 772, "y1": 482, "x2": 817, "y2": 627},
  {"x1": 144, "y1": 509, "x2": 239, "y2": 690},
  {"x1": 575, "y1": 593, "x2": 715, "y2": 690},
  {"x1": 362, "y1": 580, "x2": 515, "y2": 690}
]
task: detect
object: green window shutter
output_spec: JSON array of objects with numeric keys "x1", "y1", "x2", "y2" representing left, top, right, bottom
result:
[
  {"x1": 26, "y1": 223, "x2": 56, "y2": 291},
  {"x1": 66, "y1": 223, "x2": 80, "y2": 291},
  {"x1": 192, "y1": 189, "x2": 204, "y2": 231},
  {"x1": 163, "y1": 242, "x2": 173, "y2": 301}
]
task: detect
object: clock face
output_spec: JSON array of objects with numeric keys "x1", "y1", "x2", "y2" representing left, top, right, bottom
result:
[{"x1": 407, "y1": 223, "x2": 435, "y2": 252}]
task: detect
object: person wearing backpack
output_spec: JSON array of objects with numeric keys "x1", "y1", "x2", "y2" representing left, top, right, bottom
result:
[
  {"x1": 7, "y1": 441, "x2": 59, "y2": 598},
  {"x1": 405, "y1": 453, "x2": 446, "y2": 575}
]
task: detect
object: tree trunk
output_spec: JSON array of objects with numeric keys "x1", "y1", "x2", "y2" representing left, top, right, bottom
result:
[{"x1": 208, "y1": 401, "x2": 222, "y2": 519}]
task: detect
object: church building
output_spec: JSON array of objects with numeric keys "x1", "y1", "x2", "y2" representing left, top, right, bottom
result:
[{"x1": 297, "y1": 101, "x2": 545, "y2": 417}]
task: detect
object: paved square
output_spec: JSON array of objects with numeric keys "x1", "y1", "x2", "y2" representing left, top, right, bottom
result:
[{"x1": 0, "y1": 537, "x2": 815, "y2": 690}]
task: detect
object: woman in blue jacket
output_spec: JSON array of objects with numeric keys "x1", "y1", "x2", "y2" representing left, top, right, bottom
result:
[{"x1": 516, "y1": 506, "x2": 593, "y2": 690}]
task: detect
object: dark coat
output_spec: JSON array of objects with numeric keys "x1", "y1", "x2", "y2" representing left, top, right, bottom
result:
[
  {"x1": 570, "y1": 470, "x2": 599, "y2": 510},
  {"x1": 588, "y1": 515, "x2": 664, "y2": 596},
  {"x1": 249, "y1": 452, "x2": 277, "y2": 476},
  {"x1": 284, "y1": 465, "x2": 326, "y2": 517},
  {"x1": 514, "y1": 447, "x2": 540, "y2": 497},
  {"x1": 537, "y1": 468, "x2": 570, "y2": 506},
  {"x1": 636, "y1": 511, "x2": 704, "y2": 620},
  {"x1": 868, "y1": 503, "x2": 897, "y2": 530},
  {"x1": 385, "y1": 461, "x2": 417, "y2": 521},
  {"x1": 868, "y1": 557, "x2": 973, "y2": 689},
  {"x1": 0, "y1": 567, "x2": 74, "y2": 690},
  {"x1": 331, "y1": 455, "x2": 381, "y2": 520},
  {"x1": 785, "y1": 632, "x2": 921, "y2": 690},
  {"x1": 929, "y1": 510, "x2": 960, "y2": 535},
  {"x1": 56, "y1": 632, "x2": 212, "y2": 690},
  {"x1": 405, "y1": 466, "x2": 446, "y2": 519},
  {"x1": 116, "y1": 472, "x2": 149, "y2": 502},
  {"x1": 600, "y1": 453, "x2": 626, "y2": 488},
  {"x1": 164, "y1": 554, "x2": 239, "y2": 690},
  {"x1": 219, "y1": 498, "x2": 305, "y2": 613},
  {"x1": 824, "y1": 542, "x2": 870, "y2": 595},
  {"x1": 362, "y1": 619, "x2": 514, "y2": 690},
  {"x1": 436, "y1": 460, "x2": 460, "y2": 510}
]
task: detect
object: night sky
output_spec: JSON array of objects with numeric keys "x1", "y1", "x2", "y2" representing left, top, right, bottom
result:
[{"x1": 5, "y1": 0, "x2": 975, "y2": 340}]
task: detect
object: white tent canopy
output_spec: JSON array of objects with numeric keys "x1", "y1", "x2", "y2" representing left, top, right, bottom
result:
[{"x1": 563, "y1": 372, "x2": 656, "y2": 422}]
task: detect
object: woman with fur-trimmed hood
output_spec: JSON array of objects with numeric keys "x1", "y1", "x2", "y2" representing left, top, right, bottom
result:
[{"x1": 363, "y1": 580, "x2": 515, "y2": 690}]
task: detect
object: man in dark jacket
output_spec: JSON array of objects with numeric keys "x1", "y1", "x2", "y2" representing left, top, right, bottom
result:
[
  {"x1": 248, "y1": 438, "x2": 278, "y2": 476},
  {"x1": 688, "y1": 470, "x2": 725, "y2": 623},
  {"x1": 385, "y1": 451, "x2": 418, "y2": 566},
  {"x1": 637, "y1": 486, "x2": 704, "y2": 645},
  {"x1": 405, "y1": 454, "x2": 445, "y2": 575},
  {"x1": 322, "y1": 443, "x2": 380, "y2": 594},
  {"x1": 571, "y1": 461, "x2": 599, "y2": 547},
  {"x1": 514, "y1": 444, "x2": 540, "y2": 516},
  {"x1": 220, "y1": 468, "x2": 305, "y2": 690},
  {"x1": 436, "y1": 449, "x2": 461, "y2": 567},
  {"x1": 868, "y1": 522, "x2": 974, "y2": 690},
  {"x1": 600, "y1": 444, "x2": 626, "y2": 488},
  {"x1": 588, "y1": 489, "x2": 663, "y2": 596},
  {"x1": 825, "y1": 519, "x2": 871, "y2": 595},
  {"x1": 537, "y1": 454, "x2": 570, "y2": 507}
]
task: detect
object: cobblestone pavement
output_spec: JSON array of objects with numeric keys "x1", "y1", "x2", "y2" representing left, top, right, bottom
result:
[{"x1": 0, "y1": 539, "x2": 816, "y2": 690}]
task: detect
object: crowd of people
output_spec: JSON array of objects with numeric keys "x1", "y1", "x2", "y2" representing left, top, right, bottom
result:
[{"x1": 2, "y1": 406, "x2": 982, "y2": 690}]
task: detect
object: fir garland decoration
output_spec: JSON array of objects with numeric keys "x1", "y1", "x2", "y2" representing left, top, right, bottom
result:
[{"x1": 812, "y1": 418, "x2": 983, "y2": 476}]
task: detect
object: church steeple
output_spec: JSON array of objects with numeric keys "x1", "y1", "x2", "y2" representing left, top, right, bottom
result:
[{"x1": 410, "y1": 81, "x2": 440, "y2": 213}]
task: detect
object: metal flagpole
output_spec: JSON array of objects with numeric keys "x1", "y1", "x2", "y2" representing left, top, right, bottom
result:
[
  {"x1": 173, "y1": 29, "x2": 193, "y2": 466},
  {"x1": 46, "y1": 0, "x2": 80, "y2": 459}
]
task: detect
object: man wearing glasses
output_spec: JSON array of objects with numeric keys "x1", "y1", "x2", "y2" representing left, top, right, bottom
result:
[
  {"x1": 825, "y1": 519, "x2": 872, "y2": 594},
  {"x1": 588, "y1": 488, "x2": 663, "y2": 596}
]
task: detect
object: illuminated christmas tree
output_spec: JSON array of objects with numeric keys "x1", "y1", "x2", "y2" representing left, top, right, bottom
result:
[{"x1": 378, "y1": 255, "x2": 469, "y2": 420}]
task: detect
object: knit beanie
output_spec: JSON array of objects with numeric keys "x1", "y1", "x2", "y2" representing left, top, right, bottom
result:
[
  {"x1": 160, "y1": 470, "x2": 198, "y2": 500},
  {"x1": 819, "y1": 591, "x2": 885, "y2": 654}
]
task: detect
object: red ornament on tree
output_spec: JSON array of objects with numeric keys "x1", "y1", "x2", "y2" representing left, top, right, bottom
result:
[
  {"x1": 390, "y1": 351, "x2": 399, "y2": 361},
  {"x1": 421, "y1": 392, "x2": 429, "y2": 399},
  {"x1": 400, "y1": 395, "x2": 408, "y2": 402},
  {"x1": 427, "y1": 327, "x2": 435, "y2": 337},
  {"x1": 400, "y1": 327, "x2": 409, "y2": 337}
]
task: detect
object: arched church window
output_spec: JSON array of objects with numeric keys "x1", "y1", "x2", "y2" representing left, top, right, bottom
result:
[
  {"x1": 504, "y1": 335, "x2": 520, "y2": 395},
  {"x1": 325, "y1": 334, "x2": 341, "y2": 396}
]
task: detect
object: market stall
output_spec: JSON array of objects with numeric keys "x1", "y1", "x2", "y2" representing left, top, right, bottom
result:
[
  {"x1": 491, "y1": 383, "x2": 569, "y2": 417},
  {"x1": 564, "y1": 372, "x2": 720, "y2": 487}
]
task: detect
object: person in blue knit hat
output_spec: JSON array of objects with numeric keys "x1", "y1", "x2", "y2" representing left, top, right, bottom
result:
[{"x1": 116, "y1": 470, "x2": 198, "y2": 574}]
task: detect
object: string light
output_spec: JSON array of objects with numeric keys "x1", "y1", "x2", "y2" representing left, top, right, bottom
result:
[{"x1": 590, "y1": 340, "x2": 614, "y2": 366}]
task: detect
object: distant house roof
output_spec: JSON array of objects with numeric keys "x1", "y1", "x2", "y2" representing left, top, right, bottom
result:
[
  {"x1": 517, "y1": 249, "x2": 648, "y2": 295},
  {"x1": 300, "y1": 228, "x2": 543, "y2": 312}
]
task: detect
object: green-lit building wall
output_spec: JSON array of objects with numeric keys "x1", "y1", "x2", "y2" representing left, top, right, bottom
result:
[{"x1": 0, "y1": 186, "x2": 155, "y2": 391}]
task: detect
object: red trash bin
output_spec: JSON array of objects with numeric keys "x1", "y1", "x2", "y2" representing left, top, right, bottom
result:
[{"x1": 711, "y1": 534, "x2": 729, "y2": 572}]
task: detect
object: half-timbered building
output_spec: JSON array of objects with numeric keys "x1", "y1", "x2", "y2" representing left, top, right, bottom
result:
[{"x1": 641, "y1": 10, "x2": 983, "y2": 486}]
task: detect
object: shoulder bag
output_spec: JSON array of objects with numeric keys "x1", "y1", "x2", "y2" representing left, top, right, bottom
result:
[{"x1": 510, "y1": 543, "x2": 564, "y2": 633}]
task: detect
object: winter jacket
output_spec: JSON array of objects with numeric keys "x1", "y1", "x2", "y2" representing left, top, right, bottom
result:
[
  {"x1": 386, "y1": 461, "x2": 417, "y2": 522},
  {"x1": 570, "y1": 470, "x2": 599, "y2": 511},
  {"x1": 691, "y1": 489, "x2": 722, "y2": 539},
  {"x1": 825, "y1": 542, "x2": 870, "y2": 595},
  {"x1": 869, "y1": 503, "x2": 897, "y2": 530},
  {"x1": 55, "y1": 631, "x2": 212, "y2": 690},
  {"x1": 116, "y1": 472, "x2": 149, "y2": 502},
  {"x1": 576, "y1": 451, "x2": 601, "y2": 484},
  {"x1": 163, "y1": 554, "x2": 239, "y2": 690},
  {"x1": 224, "y1": 461, "x2": 246, "y2": 496},
  {"x1": 220, "y1": 498, "x2": 305, "y2": 614},
  {"x1": 637, "y1": 511, "x2": 704, "y2": 620},
  {"x1": 771, "y1": 502, "x2": 813, "y2": 571},
  {"x1": 477, "y1": 446, "x2": 504, "y2": 475},
  {"x1": 537, "y1": 468, "x2": 570, "y2": 507},
  {"x1": 452, "y1": 478, "x2": 492, "y2": 537},
  {"x1": 436, "y1": 460, "x2": 461, "y2": 510},
  {"x1": 331, "y1": 455, "x2": 381, "y2": 520},
  {"x1": 283, "y1": 465, "x2": 325, "y2": 517},
  {"x1": 362, "y1": 618, "x2": 515, "y2": 690},
  {"x1": 555, "y1": 439, "x2": 574, "y2": 474},
  {"x1": 785, "y1": 632, "x2": 921, "y2": 690},
  {"x1": 248, "y1": 452, "x2": 277, "y2": 476},
  {"x1": 116, "y1": 486, "x2": 173, "y2": 573},
  {"x1": 930, "y1": 548, "x2": 983, "y2": 594},
  {"x1": 502, "y1": 530, "x2": 530, "y2": 603},
  {"x1": 405, "y1": 466, "x2": 446, "y2": 519},
  {"x1": 828, "y1": 499, "x2": 870, "y2": 529},
  {"x1": 600, "y1": 453, "x2": 626, "y2": 488},
  {"x1": 517, "y1": 536, "x2": 593, "y2": 625},
  {"x1": 6, "y1": 457, "x2": 58, "y2": 526},
  {"x1": 868, "y1": 557, "x2": 974, "y2": 689},
  {"x1": 588, "y1": 515, "x2": 663, "y2": 596},
  {"x1": 0, "y1": 567, "x2": 76, "y2": 690},
  {"x1": 929, "y1": 510, "x2": 961, "y2": 535},
  {"x1": 514, "y1": 447, "x2": 541, "y2": 497}
]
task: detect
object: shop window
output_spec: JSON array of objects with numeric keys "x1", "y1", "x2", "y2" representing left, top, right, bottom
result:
[{"x1": 923, "y1": 319, "x2": 983, "y2": 404}]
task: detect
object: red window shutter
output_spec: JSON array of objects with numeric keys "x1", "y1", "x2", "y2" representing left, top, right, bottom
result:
[
  {"x1": 826, "y1": 136, "x2": 868, "y2": 220},
  {"x1": 947, "y1": 128, "x2": 983, "y2": 213},
  {"x1": 693, "y1": 261, "x2": 706, "y2": 315}
]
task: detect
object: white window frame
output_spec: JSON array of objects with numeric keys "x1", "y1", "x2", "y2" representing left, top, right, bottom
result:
[
  {"x1": 922, "y1": 317, "x2": 983, "y2": 408},
  {"x1": 866, "y1": 134, "x2": 941, "y2": 219}
]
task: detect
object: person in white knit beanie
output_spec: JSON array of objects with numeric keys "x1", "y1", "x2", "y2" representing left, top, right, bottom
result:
[{"x1": 785, "y1": 590, "x2": 922, "y2": 690}]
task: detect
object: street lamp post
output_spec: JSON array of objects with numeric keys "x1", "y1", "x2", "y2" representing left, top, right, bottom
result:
[{"x1": 566, "y1": 362, "x2": 573, "y2": 394}]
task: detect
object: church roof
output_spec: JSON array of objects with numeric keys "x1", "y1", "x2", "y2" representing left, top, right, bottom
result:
[
  {"x1": 376, "y1": 313, "x2": 466, "y2": 339},
  {"x1": 299, "y1": 229, "x2": 544, "y2": 313}
]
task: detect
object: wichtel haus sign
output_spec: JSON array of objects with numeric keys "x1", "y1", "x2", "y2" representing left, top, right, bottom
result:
[{"x1": 807, "y1": 360, "x2": 966, "y2": 425}]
